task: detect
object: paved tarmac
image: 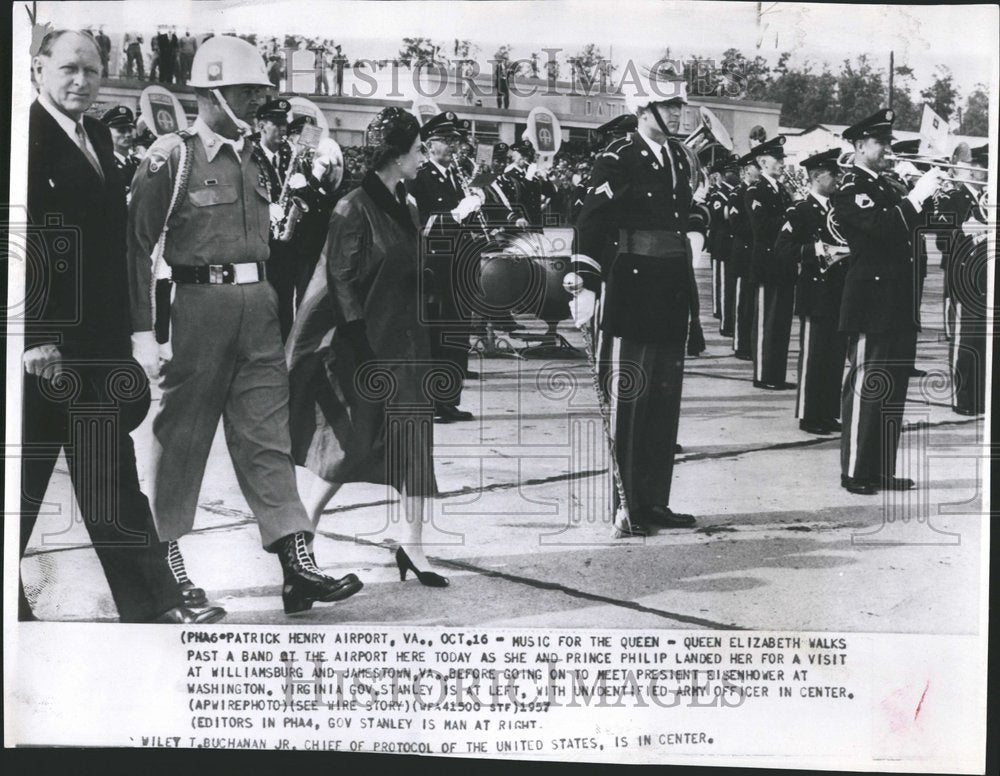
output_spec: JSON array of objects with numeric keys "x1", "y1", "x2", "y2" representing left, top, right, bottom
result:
[{"x1": 20, "y1": 257, "x2": 985, "y2": 632}]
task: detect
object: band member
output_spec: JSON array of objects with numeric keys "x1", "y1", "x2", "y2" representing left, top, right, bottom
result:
[
  {"x1": 24, "y1": 29, "x2": 223, "y2": 623},
  {"x1": 498, "y1": 138, "x2": 556, "y2": 230},
  {"x1": 729, "y1": 152, "x2": 759, "y2": 360},
  {"x1": 833, "y1": 109, "x2": 944, "y2": 495},
  {"x1": 746, "y1": 135, "x2": 795, "y2": 389},
  {"x1": 938, "y1": 144, "x2": 988, "y2": 416},
  {"x1": 127, "y1": 35, "x2": 363, "y2": 614},
  {"x1": 100, "y1": 105, "x2": 138, "y2": 192},
  {"x1": 708, "y1": 154, "x2": 740, "y2": 336},
  {"x1": 773, "y1": 149, "x2": 850, "y2": 435},
  {"x1": 571, "y1": 69, "x2": 705, "y2": 536},
  {"x1": 131, "y1": 125, "x2": 157, "y2": 161},
  {"x1": 255, "y1": 98, "x2": 299, "y2": 341},
  {"x1": 286, "y1": 107, "x2": 448, "y2": 587},
  {"x1": 408, "y1": 111, "x2": 484, "y2": 421}
]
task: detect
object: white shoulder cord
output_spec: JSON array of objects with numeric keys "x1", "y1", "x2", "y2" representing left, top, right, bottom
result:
[{"x1": 149, "y1": 136, "x2": 191, "y2": 339}]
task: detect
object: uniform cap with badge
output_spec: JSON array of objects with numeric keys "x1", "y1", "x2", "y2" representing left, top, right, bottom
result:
[
  {"x1": 100, "y1": 105, "x2": 136, "y2": 130},
  {"x1": 596, "y1": 113, "x2": 638, "y2": 136},
  {"x1": 842, "y1": 108, "x2": 896, "y2": 143},
  {"x1": 800, "y1": 148, "x2": 841, "y2": 174},
  {"x1": 288, "y1": 114, "x2": 317, "y2": 135},
  {"x1": 510, "y1": 138, "x2": 536, "y2": 161},
  {"x1": 711, "y1": 153, "x2": 740, "y2": 174},
  {"x1": 750, "y1": 135, "x2": 786, "y2": 160},
  {"x1": 419, "y1": 111, "x2": 464, "y2": 142},
  {"x1": 256, "y1": 98, "x2": 291, "y2": 123}
]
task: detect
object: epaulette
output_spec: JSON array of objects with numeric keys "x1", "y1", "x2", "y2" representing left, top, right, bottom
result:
[{"x1": 147, "y1": 132, "x2": 186, "y2": 156}]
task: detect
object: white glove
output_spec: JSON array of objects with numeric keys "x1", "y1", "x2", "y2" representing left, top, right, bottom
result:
[
  {"x1": 525, "y1": 162, "x2": 538, "y2": 180},
  {"x1": 907, "y1": 168, "x2": 944, "y2": 206},
  {"x1": 132, "y1": 331, "x2": 161, "y2": 380},
  {"x1": 23, "y1": 344, "x2": 62, "y2": 379},
  {"x1": 451, "y1": 194, "x2": 483, "y2": 222},
  {"x1": 571, "y1": 288, "x2": 597, "y2": 328},
  {"x1": 693, "y1": 179, "x2": 709, "y2": 204},
  {"x1": 287, "y1": 172, "x2": 308, "y2": 191},
  {"x1": 687, "y1": 230, "x2": 705, "y2": 259}
]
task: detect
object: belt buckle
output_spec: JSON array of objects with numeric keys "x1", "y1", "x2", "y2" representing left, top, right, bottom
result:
[
  {"x1": 233, "y1": 263, "x2": 257, "y2": 284},
  {"x1": 208, "y1": 265, "x2": 225, "y2": 284}
]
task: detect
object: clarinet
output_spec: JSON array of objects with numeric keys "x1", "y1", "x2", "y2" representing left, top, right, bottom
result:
[{"x1": 450, "y1": 160, "x2": 492, "y2": 240}]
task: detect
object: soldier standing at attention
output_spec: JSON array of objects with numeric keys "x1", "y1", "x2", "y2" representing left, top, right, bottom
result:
[
  {"x1": 127, "y1": 35, "x2": 363, "y2": 615},
  {"x1": 100, "y1": 105, "x2": 138, "y2": 195},
  {"x1": 832, "y1": 109, "x2": 944, "y2": 495},
  {"x1": 569, "y1": 66, "x2": 706, "y2": 537}
]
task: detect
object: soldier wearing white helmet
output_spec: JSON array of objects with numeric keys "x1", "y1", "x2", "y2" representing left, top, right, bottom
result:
[
  {"x1": 127, "y1": 34, "x2": 364, "y2": 616},
  {"x1": 566, "y1": 62, "x2": 708, "y2": 537}
]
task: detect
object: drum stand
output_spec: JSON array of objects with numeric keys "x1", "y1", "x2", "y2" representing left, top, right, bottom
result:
[
  {"x1": 517, "y1": 320, "x2": 585, "y2": 360},
  {"x1": 470, "y1": 322, "x2": 523, "y2": 359}
]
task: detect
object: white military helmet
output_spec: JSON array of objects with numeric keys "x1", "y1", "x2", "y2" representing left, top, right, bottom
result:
[
  {"x1": 621, "y1": 62, "x2": 689, "y2": 114},
  {"x1": 188, "y1": 35, "x2": 271, "y2": 88}
]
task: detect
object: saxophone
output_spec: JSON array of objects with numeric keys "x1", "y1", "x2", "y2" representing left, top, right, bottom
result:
[{"x1": 273, "y1": 125, "x2": 324, "y2": 242}]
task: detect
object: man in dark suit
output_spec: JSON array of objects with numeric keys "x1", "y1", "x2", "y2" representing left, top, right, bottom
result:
[
  {"x1": 22, "y1": 29, "x2": 225, "y2": 623},
  {"x1": 773, "y1": 149, "x2": 850, "y2": 435},
  {"x1": 408, "y1": 111, "x2": 484, "y2": 422},
  {"x1": 745, "y1": 135, "x2": 795, "y2": 389},
  {"x1": 832, "y1": 109, "x2": 944, "y2": 495}
]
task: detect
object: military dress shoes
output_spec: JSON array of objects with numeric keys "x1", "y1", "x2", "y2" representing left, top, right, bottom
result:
[
  {"x1": 643, "y1": 506, "x2": 697, "y2": 528},
  {"x1": 435, "y1": 404, "x2": 474, "y2": 422},
  {"x1": 841, "y1": 476, "x2": 877, "y2": 495},
  {"x1": 876, "y1": 475, "x2": 915, "y2": 491},
  {"x1": 152, "y1": 604, "x2": 227, "y2": 624},
  {"x1": 799, "y1": 420, "x2": 831, "y2": 435}
]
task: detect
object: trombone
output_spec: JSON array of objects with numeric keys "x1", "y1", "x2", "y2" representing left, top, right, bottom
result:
[{"x1": 837, "y1": 150, "x2": 989, "y2": 188}]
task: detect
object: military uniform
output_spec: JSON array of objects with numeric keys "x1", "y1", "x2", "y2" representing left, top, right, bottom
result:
[
  {"x1": 127, "y1": 118, "x2": 313, "y2": 549},
  {"x1": 708, "y1": 157, "x2": 739, "y2": 335},
  {"x1": 745, "y1": 136, "x2": 795, "y2": 388},
  {"x1": 574, "y1": 128, "x2": 704, "y2": 524},
  {"x1": 774, "y1": 172, "x2": 848, "y2": 431},
  {"x1": 728, "y1": 175, "x2": 755, "y2": 359},
  {"x1": 937, "y1": 180, "x2": 987, "y2": 415},
  {"x1": 832, "y1": 109, "x2": 928, "y2": 490},
  {"x1": 100, "y1": 105, "x2": 139, "y2": 195}
]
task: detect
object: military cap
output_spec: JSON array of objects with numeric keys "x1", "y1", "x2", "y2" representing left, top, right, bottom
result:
[
  {"x1": 750, "y1": 135, "x2": 786, "y2": 160},
  {"x1": 287, "y1": 114, "x2": 317, "y2": 134},
  {"x1": 100, "y1": 105, "x2": 136, "y2": 129},
  {"x1": 800, "y1": 148, "x2": 841, "y2": 172},
  {"x1": 970, "y1": 143, "x2": 989, "y2": 166},
  {"x1": 737, "y1": 149, "x2": 760, "y2": 168},
  {"x1": 891, "y1": 138, "x2": 920, "y2": 156},
  {"x1": 492, "y1": 142, "x2": 510, "y2": 161},
  {"x1": 596, "y1": 113, "x2": 638, "y2": 135},
  {"x1": 710, "y1": 154, "x2": 740, "y2": 174},
  {"x1": 842, "y1": 108, "x2": 895, "y2": 142},
  {"x1": 420, "y1": 111, "x2": 463, "y2": 141},
  {"x1": 256, "y1": 98, "x2": 291, "y2": 122},
  {"x1": 511, "y1": 137, "x2": 536, "y2": 160}
]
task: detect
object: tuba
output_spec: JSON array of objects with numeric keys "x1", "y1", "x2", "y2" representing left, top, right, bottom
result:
[
  {"x1": 818, "y1": 207, "x2": 851, "y2": 274},
  {"x1": 679, "y1": 106, "x2": 734, "y2": 192}
]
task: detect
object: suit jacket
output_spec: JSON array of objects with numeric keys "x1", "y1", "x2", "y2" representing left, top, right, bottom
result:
[
  {"x1": 746, "y1": 176, "x2": 793, "y2": 284},
  {"x1": 27, "y1": 100, "x2": 132, "y2": 359},
  {"x1": 774, "y1": 194, "x2": 848, "y2": 320},
  {"x1": 832, "y1": 165, "x2": 922, "y2": 333}
]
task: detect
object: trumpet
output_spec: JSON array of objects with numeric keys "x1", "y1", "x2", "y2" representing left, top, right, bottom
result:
[
  {"x1": 449, "y1": 158, "x2": 492, "y2": 240},
  {"x1": 818, "y1": 209, "x2": 850, "y2": 274},
  {"x1": 273, "y1": 124, "x2": 323, "y2": 242},
  {"x1": 837, "y1": 150, "x2": 989, "y2": 188}
]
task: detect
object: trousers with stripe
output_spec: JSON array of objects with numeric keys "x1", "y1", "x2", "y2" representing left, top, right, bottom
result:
[
  {"x1": 840, "y1": 330, "x2": 916, "y2": 482},
  {"x1": 711, "y1": 257, "x2": 722, "y2": 318},
  {"x1": 720, "y1": 262, "x2": 737, "y2": 335},
  {"x1": 597, "y1": 332, "x2": 685, "y2": 512},
  {"x1": 795, "y1": 315, "x2": 847, "y2": 423},
  {"x1": 951, "y1": 301, "x2": 986, "y2": 414},
  {"x1": 752, "y1": 281, "x2": 795, "y2": 385},
  {"x1": 733, "y1": 276, "x2": 755, "y2": 356}
]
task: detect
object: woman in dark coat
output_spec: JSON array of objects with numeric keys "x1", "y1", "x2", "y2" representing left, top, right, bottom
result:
[{"x1": 286, "y1": 108, "x2": 448, "y2": 587}]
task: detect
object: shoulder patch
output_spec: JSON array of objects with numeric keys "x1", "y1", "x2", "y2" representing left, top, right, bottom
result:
[
  {"x1": 855, "y1": 193, "x2": 874, "y2": 209},
  {"x1": 781, "y1": 221, "x2": 793, "y2": 233}
]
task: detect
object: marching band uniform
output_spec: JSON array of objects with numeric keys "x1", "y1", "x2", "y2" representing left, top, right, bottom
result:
[
  {"x1": 729, "y1": 155, "x2": 758, "y2": 360},
  {"x1": 573, "y1": 88, "x2": 705, "y2": 533},
  {"x1": 937, "y1": 144, "x2": 988, "y2": 416},
  {"x1": 100, "y1": 105, "x2": 139, "y2": 194},
  {"x1": 708, "y1": 155, "x2": 739, "y2": 336},
  {"x1": 746, "y1": 136, "x2": 795, "y2": 389},
  {"x1": 774, "y1": 149, "x2": 849, "y2": 434},
  {"x1": 500, "y1": 138, "x2": 557, "y2": 230},
  {"x1": 408, "y1": 111, "x2": 479, "y2": 421},
  {"x1": 832, "y1": 109, "x2": 933, "y2": 494}
]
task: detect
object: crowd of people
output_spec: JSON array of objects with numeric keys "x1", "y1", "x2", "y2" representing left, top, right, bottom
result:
[{"x1": 22, "y1": 29, "x2": 988, "y2": 622}]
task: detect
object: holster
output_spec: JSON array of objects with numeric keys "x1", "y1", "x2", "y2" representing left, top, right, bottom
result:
[{"x1": 154, "y1": 278, "x2": 173, "y2": 344}]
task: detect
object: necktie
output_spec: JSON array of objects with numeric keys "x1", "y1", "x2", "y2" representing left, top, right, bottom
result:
[
  {"x1": 660, "y1": 145, "x2": 676, "y2": 191},
  {"x1": 75, "y1": 124, "x2": 105, "y2": 182}
]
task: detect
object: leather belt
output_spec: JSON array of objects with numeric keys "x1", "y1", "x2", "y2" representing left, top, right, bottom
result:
[
  {"x1": 171, "y1": 262, "x2": 267, "y2": 285},
  {"x1": 619, "y1": 229, "x2": 687, "y2": 258}
]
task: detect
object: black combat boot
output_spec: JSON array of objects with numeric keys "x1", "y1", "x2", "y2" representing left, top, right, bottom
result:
[
  {"x1": 166, "y1": 540, "x2": 207, "y2": 606},
  {"x1": 276, "y1": 532, "x2": 363, "y2": 615}
]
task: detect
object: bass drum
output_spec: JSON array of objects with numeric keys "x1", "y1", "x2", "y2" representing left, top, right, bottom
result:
[{"x1": 477, "y1": 252, "x2": 572, "y2": 322}]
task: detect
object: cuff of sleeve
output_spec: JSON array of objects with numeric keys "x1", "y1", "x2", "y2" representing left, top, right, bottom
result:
[{"x1": 904, "y1": 192, "x2": 924, "y2": 215}]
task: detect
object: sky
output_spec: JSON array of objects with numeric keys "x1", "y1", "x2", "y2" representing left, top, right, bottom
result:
[{"x1": 22, "y1": 0, "x2": 1000, "y2": 93}]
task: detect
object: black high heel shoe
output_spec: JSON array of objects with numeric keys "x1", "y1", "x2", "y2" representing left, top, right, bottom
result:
[{"x1": 395, "y1": 547, "x2": 449, "y2": 588}]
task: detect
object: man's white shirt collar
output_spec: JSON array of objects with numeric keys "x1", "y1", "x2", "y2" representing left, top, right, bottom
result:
[
  {"x1": 761, "y1": 171, "x2": 780, "y2": 192},
  {"x1": 637, "y1": 127, "x2": 668, "y2": 160},
  {"x1": 429, "y1": 158, "x2": 451, "y2": 177},
  {"x1": 854, "y1": 162, "x2": 879, "y2": 180},
  {"x1": 39, "y1": 92, "x2": 86, "y2": 145},
  {"x1": 810, "y1": 191, "x2": 830, "y2": 209},
  {"x1": 192, "y1": 117, "x2": 245, "y2": 161}
]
